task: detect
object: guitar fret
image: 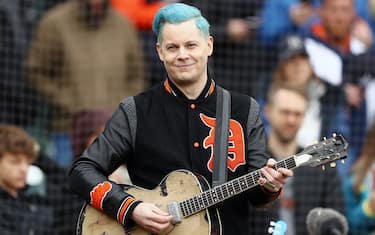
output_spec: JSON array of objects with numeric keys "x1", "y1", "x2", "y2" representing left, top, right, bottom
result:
[
  {"x1": 246, "y1": 174, "x2": 254, "y2": 187},
  {"x1": 227, "y1": 182, "x2": 233, "y2": 195},
  {"x1": 253, "y1": 170, "x2": 261, "y2": 182},
  {"x1": 197, "y1": 195, "x2": 204, "y2": 209},
  {"x1": 222, "y1": 184, "x2": 229, "y2": 198},
  {"x1": 195, "y1": 197, "x2": 201, "y2": 213},
  {"x1": 233, "y1": 179, "x2": 240, "y2": 193},
  {"x1": 202, "y1": 192, "x2": 209, "y2": 207},
  {"x1": 216, "y1": 186, "x2": 223, "y2": 201},
  {"x1": 184, "y1": 200, "x2": 192, "y2": 216},
  {"x1": 212, "y1": 189, "x2": 217, "y2": 203},
  {"x1": 207, "y1": 190, "x2": 214, "y2": 205},
  {"x1": 190, "y1": 198, "x2": 197, "y2": 213},
  {"x1": 179, "y1": 201, "x2": 186, "y2": 216},
  {"x1": 239, "y1": 177, "x2": 247, "y2": 191}
]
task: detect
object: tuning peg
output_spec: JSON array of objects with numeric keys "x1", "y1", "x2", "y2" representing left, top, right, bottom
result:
[
  {"x1": 341, "y1": 159, "x2": 345, "y2": 164},
  {"x1": 332, "y1": 133, "x2": 337, "y2": 138},
  {"x1": 323, "y1": 136, "x2": 327, "y2": 141},
  {"x1": 321, "y1": 165, "x2": 325, "y2": 170},
  {"x1": 330, "y1": 162, "x2": 336, "y2": 168}
]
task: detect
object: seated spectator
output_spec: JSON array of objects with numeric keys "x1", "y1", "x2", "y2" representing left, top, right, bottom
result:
[
  {"x1": 0, "y1": 124, "x2": 53, "y2": 234},
  {"x1": 343, "y1": 121, "x2": 375, "y2": 234}
]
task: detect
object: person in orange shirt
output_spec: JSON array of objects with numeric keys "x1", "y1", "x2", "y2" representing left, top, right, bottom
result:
[
  {"x1": 111, "y1": 0, "x2": 166, "y2": 31},
  {"x1": 111, "y1": 0, "x2": 172, "y2": 85}
]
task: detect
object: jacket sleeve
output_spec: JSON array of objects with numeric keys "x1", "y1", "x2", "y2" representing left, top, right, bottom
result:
[
  {"x1": 68, "y1": 98, "x2": 141, "y2": 226},
  {"x1": 245, "y1": 97, "x2": 280, "y2": 206}
]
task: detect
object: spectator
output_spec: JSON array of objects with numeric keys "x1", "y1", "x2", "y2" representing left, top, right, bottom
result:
[
  {"x1": 110, "y1": 0, "x2": 168, "y2": 86},
  {"x1": 344, "y1": 51, "x2": 375, "y2": 129},
  {"x1": 249, "y1": 83, "x2": 345, "y2": 235},
  {"x1": 258, "y1": 0, "x2": 320, "y2": 46},
  {"x1": 27, "y1": 0, "x2": 146, "y2": 167},
  {"x1": 71, "y1": 108, "x2": 130, "y2": 184},
  {"x1": 0, "y1": 1, "x2": 36, "y2": 126},
  {"x1": 31, "y1": 151, "x2": 83, "y2": 235},
  {"x1": 302, "y1": 0, "x2": 373, "y2": 175},
  {"x1": 0, "y1": 124, "x2": 53, "y2": 234},
  {"x1": 343, "y1": 122, "x2": 375, "y2": 234},
  {"x1": 258, "y1": 34, "x2": 349, "y2": 161},
  {"x1": 257, "y1": 34, "x2": 326, "y2": 148},
  {"x1": 355, "y1": 0, "x2": 375, "y2": 47},
  {"x1": 186, "y1": 0, "x2": 265, "y2": 96}
]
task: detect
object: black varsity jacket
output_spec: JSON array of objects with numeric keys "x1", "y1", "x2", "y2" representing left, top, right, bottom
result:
[{"x1": 68, "y1": 78, "x2": 279, "y2": 235}]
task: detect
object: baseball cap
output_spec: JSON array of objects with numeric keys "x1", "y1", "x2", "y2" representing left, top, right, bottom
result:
[{"x1": 278, "y1": 34, "x2": 308, "y2": 61}]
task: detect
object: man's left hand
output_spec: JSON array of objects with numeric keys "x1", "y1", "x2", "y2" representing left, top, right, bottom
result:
[{"x1": 259, "y1": 158, "x2": 294, "y2": 192}]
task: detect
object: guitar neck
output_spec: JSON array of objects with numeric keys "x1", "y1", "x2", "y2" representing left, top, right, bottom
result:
[{"x1": 179, "y1": 155, "x2": 298, "y2": 218}]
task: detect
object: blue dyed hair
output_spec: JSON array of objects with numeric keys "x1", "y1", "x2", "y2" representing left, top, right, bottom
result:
[{"x1": 152, "y1": 3, "x2": 210, "y2": 43}]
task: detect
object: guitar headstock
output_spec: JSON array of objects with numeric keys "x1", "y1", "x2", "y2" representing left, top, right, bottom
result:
[{"x1": 294, "y1": 134, "x2": 348, "y2": 169}]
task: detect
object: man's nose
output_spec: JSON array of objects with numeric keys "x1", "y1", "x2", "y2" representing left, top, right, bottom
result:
[{"x1": 177, "y1": 47, "x2": 189, "y2": 59}]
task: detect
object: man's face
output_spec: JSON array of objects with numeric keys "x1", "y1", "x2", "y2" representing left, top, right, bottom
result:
[
  {"x1": 283, "y1": 56, "x2": 313, "y2": 86},
  {"x1": 79, "y1": 0, "x2": 109, "y2": 26},
  {"x1": 320, "y1": 0, "x2": 355, "y2": 41},
  {"x1": 156, "y1": 19, "x2": 213, "y2": 87},
  {"x1": 265, "y1": 89, "x2": 307, "y2": 143},
  {"x1": 0, "y1": 153, "x2": 31, "y2": 195}
]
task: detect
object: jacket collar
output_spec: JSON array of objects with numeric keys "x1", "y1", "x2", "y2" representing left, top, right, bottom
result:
[{"x1": 163, "y1": 78, "x2": 215, "y2": 102}]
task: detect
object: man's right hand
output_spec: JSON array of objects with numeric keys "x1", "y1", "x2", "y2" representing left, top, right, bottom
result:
[{"x1": 131, "y1": 202, "x2": 173, "y2": 234}]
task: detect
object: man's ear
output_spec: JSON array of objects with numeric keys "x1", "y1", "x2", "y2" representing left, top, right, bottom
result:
[
  {"x1": 156, "y1": 43, "x2": 164, "y2": 62},
  {"x1": 207, "y1": 36, "x2": 214, "y2": 56}
]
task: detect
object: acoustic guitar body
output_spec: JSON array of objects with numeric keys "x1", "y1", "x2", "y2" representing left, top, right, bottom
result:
[{"x1": 77, "y1": 170, "x2": 222, "y2": 235}]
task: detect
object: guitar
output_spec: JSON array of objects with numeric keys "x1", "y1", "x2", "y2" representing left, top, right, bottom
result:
[{"x1": 76, "y1": 134, "x2": 348, "y2": 235}]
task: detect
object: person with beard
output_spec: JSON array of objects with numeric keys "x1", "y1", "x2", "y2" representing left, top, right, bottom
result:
[
  {"x1": 26, "y1": 0, "x2": 146, "y2": 167},
  {"x1": 248, "y1": 82, "x2": 345, "y2": 235}
]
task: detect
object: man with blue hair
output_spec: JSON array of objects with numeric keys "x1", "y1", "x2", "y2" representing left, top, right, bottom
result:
[{"x1": 69, "y1": 3, "x2": 293, "y2": 235}]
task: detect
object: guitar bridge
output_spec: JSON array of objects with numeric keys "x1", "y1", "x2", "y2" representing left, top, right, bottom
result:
[{"x1": 167, "y1": 202, "x2": 182, "y2": 224}]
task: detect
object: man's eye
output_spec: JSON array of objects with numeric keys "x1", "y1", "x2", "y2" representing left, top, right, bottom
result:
[
  {"x1": 167, "y1": 46, "x2": 177, "y2": 50},
  {"x1": 187, "y1": 44, "x2": 197, "y2": 48}
]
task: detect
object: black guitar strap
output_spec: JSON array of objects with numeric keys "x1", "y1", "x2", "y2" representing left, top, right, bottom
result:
[{"x1": 212, "y1": 86, "x2": 231, "y2": 187}]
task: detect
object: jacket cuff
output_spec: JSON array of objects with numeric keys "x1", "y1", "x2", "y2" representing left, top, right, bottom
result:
[
  {"x1": 117, "y1": 197, "x2": 142, "y2": 226},
  {"x1": 260, "y1": 185, "x2": 282, "y2": 199}
]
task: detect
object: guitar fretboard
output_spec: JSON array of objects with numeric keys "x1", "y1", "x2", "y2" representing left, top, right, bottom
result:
[{"x1": 179, "y1": 156, "x2": 297, "y2": 217}]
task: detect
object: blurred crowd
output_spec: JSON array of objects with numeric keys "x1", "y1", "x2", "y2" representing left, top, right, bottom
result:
[{"x1": 1, "y1": 0, "x2": 375, "y2": 234}]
